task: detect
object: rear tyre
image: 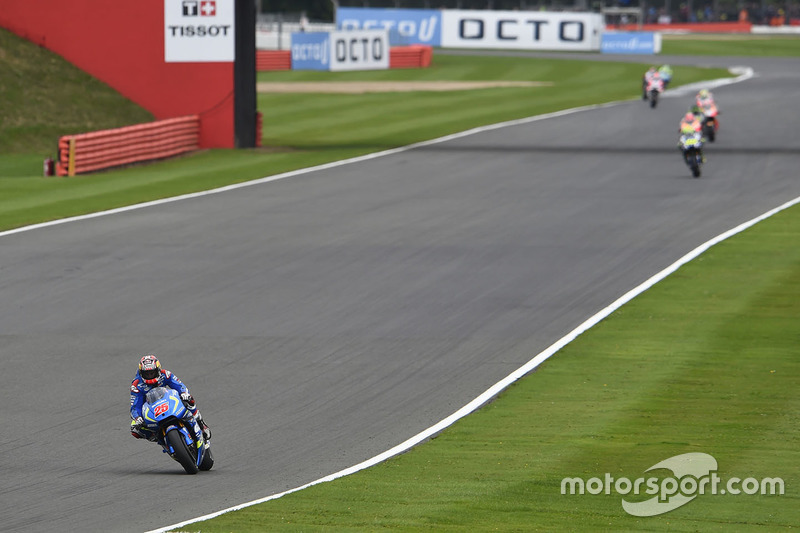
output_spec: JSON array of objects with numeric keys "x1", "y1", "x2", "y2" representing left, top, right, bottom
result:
[{"x1": 166, "y1": 428, "x2": 199, "y2": 474}]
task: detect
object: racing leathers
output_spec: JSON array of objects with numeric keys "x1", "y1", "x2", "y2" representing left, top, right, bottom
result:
[{"x1": 129, "y1": 369, "x2": 210, "y2": 441}]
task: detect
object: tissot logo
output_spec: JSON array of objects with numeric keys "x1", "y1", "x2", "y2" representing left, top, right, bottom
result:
[{"x1": 182, "y1": 0, "x2": 216, "y2": 17}]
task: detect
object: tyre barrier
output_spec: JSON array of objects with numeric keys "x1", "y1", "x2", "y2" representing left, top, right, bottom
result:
[
  {"x1": 389, "y1": 45, "x2": 433, "y2": 69},
  {"x1": 56, "y1": 115, "x2": 200, "y2": 177},
  {"x1": 256, "y1": 50, "x2": 292, "y2": 71}
]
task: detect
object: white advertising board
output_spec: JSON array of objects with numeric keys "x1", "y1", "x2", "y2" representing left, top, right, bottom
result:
[
  {"x1": 165, "y1": 0, "x2": 235, "y2": 62},
  {"x1": 329, "y1": 29, "x2": 389, "y2": 71},
  {"x1": 441, "y1": 10, "x2": 603, "y2": 51}
]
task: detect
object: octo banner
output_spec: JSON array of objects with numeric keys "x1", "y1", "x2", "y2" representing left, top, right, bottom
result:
[
  {"x1": 291, "y1": 30, "x2": 389, "y2": 71},
  {"x1": 441, "y1": 10, "x2": 604, "y2": 51}
]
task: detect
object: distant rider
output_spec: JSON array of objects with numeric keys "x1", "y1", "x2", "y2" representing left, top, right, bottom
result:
[
  {"x1": 680, "y1": 111, "x2": 702, "y2": 134},
  {"x1": 679, "y1": 112, "x2": 706, "y2": 162},
  {"x1": 695, "y1": 89, "x2": 716, "y2": 111},
  {"x1": 130, "y1": 354, "x2": 211, "y2": 442},
  {"x1": 642, "y1": 66, "x2": 658, "y2": 100},
  {"x1": 658, "y1": 65, "x2": 673, "y2": 88}
]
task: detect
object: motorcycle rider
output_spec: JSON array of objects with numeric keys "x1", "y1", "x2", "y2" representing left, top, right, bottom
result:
[
  {"x1": 679, "y1": 112, "x2": 706, "y2": 162},
  {"x1": 695, "y1": 89, "x2": 716, "y2": 110},
  {"x1": 658, "y1": 64, "x2": 673, "y2": 88},
  {"x1": 680, "y1": 111, "x2": 702, "y2": 133},
  {"x1": 130, "y1": 354, "x2": 211, "y2": 442},
  {"x1": 642, "y1": 66, "x2": 658, "y2": 100}
]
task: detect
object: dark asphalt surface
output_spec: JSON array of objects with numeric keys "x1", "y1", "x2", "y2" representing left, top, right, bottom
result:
[{"x1": 0, "y1": 55, "x2": 798, "y2": 532}]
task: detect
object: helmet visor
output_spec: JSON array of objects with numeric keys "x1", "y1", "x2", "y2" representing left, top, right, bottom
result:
[{"x1": 140, "y1": 367, "x2": 159, "y2": 381}]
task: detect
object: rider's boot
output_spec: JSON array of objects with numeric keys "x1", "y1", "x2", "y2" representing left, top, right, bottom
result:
[{"x1": 196, "y1": 414, "x2": 212, "y2": 440}]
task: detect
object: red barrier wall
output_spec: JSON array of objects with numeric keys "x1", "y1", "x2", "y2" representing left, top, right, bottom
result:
[
  {"x1": 389, "y1": 46, "x2": 433, "y2": 69},
  {"x1": 256, "y1": 50, "x2": 292, "y2": 71},
  {"x1": 0, "y1": 0, "x2": 234, "y2": 148}
]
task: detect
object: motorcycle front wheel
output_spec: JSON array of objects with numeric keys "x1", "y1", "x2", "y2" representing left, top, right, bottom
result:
[
  {"x1": 199, "y1": 446, "x2": 214, "y2": 471},
  {"x1": 166, "y1": 428, "x2": 199, "y2": 474}
]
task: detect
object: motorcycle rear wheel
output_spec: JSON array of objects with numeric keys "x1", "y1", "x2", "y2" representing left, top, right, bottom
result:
[{"x1": 166, "y1": 428, "x2": 199, "y2": 474}]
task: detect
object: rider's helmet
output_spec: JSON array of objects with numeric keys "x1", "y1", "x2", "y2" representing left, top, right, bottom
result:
[
  {"x1": 698, "y1": 89, "x2": 709, "y2": 99},
  {"x1": 691, "y1": 105, "x2": 703, "y2": 115},
  {"x1": 684, "y1": 112, "x2": 695, "y2": 122},
  {"x1": 138, "y1": 354, "x2": 162, "y2": 385}
]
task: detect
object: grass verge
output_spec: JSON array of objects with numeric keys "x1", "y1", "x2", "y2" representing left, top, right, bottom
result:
[
  {"x1": 1, "y1": 52, "x2": 730, "y2": 232},
  {"x1": 662, "y1": 33, "x2": 800, "y2": 56},
  {"x1": 181, "y1": 189, "x2": 800, "y2": 532},
  {"x1": 0, "y1": 27, "x2": 153, "y2": 154}
]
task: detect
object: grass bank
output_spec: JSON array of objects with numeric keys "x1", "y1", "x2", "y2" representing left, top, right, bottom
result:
[
  {"x1": 662, "y1": 33, "x2": 800, "y2": 56},
  {"x1": 184, "y1": 190, "x2": 800, "y2": 532},
  {"x1": 1, "y1": 45, "x2": 729, "y2": 232}
]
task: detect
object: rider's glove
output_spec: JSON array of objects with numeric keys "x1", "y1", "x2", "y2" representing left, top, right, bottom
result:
[
  {"x1": 180, "y1": 392, "x2": 195, "y2": 409},
  {"x1": 130, "y1": 416, "x2": 145, "y2": 438}
]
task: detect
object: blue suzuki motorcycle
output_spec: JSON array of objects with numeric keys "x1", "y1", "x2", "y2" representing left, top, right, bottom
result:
[{"x1": 141, "y1": 387, "x2": 214, "y2": 474}]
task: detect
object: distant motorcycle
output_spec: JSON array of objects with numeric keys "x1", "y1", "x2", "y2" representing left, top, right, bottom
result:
[
  {"x1": 678, "y1": 131, "x2": 705, "y2": 178},
  {"x1": 698, "y1": 103, "x2": 720, "y2": 142},
  {"x1": 141, "y1": 386, "x2": 214, "y2": 474},
  {"x1": 646, "y1": 77, "x2": 664, "y2": 109}
]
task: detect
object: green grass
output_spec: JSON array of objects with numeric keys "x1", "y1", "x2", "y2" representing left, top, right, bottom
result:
[
  {"x1": 185, "y1": 194, "x2": 800, "y2": 532},
  {"x1": 0, "y1": 52, "x2": 729, "y2": 232},
  {"x1": 0, "y1": 27, "x2": 153, "y2": 155},
  {"x1": 662, "y1": 33, "x2": 800, "y2": 56}
]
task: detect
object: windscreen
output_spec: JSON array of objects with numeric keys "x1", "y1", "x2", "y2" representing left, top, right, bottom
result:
[{"x1": 145, "y1": 387, "x2": 169, "y2": 405}]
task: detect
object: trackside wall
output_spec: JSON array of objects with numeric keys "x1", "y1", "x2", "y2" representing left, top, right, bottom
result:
[{"x1": 0, "y1": 0, "x2": 234, "y2": 149}]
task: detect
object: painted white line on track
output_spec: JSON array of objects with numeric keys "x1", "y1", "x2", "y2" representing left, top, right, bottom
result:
[
  {"x1": 137, "y1": 67, "x2": 782, "y2": 533},
  {"x1": 148, "y1": 193, "x2": 800, "y2": 533}
]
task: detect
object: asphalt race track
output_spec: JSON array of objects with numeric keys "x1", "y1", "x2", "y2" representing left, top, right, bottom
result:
[{"x1": 1, "y1": 55, "x2": 798, "y2": 532}]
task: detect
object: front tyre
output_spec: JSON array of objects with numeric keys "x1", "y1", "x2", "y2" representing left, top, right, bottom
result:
[
  {"x1": 166, "y1": 428, "x2": 199, "y2": 474},
  {"x1": 650, "y1": 90, "x2": 658, "y2": 108},
  {"x1": 199, "y1": 446, "x2": 214, "y2": 471}
]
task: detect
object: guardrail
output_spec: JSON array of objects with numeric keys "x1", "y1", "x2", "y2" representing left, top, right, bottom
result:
[{"x1": 56, "y1": 115, "x2": 200, "y2": 177}]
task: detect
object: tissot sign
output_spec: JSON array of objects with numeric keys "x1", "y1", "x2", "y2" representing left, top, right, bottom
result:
[
  {"x1": 165, "y1": 0, "x2": 235, "y2": 62},
  {"x1": 336, "y1": 7, "x2": 604, "y2": 51}
]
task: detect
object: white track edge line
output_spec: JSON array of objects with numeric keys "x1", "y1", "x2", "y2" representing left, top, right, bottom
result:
[
  {"x1": 149, "y1": 192, "x2": 800, "y2": 533},
  {"x1": 149, "y1": 70, "x2": 797, "y2": 533}
]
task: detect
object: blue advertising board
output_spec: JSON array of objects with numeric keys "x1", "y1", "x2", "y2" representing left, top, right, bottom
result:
[
  {"x1": 290, "y1": 32, "x2": 330, "y2": 70},
  {"x1": 601, "y1": 32, "x2": 661, "y2": 54},
  {"x1": 336, "y1": 7, "x2": 442, "y2": 46}
]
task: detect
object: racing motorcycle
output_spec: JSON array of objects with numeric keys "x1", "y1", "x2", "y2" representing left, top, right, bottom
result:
[
  {"x1": 678, "y1": 131, "x2": 705, "y2": 178},
  {"x1": 646, "y1": 77, "x2": 664, "y2": 109},
  {"x1": 141, "y1": 386, "x2": 214, "y2": 474},
  {"x1": 698, "y1": 103, "x2": 720, "y2": 142}
]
